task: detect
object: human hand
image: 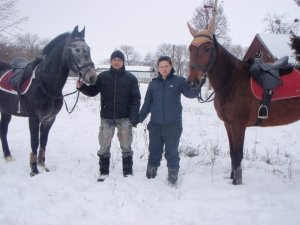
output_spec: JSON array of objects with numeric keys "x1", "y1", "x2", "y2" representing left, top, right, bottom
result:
[{"x1": 76, "y1": 80, "x2": 84, "y2": 90}]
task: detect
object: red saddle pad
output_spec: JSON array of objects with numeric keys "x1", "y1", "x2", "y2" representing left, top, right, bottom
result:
[
  {"x1": 251, "y1": 69, "x2": 300, "y2": 100},
  {"x1": 0, "y1": 70, "x2": 33, "y2": 95}
]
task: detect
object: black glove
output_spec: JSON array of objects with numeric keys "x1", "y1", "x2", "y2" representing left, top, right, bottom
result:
[{"x1": 130, "y1": 120, "x2": 138, "y2": 128}]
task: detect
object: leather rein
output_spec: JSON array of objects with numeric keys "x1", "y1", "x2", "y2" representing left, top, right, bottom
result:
[
  {"x1": 189, "y1": 38, "x2": 216, "y2": 103},
  {"x1": 39, "y1": 38, "x2": 95, "y2": 114}
]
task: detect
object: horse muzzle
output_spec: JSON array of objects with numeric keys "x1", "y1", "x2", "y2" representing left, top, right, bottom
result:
[{"x1": 82, "y1": 67, "x2": 97, "y2": 85}]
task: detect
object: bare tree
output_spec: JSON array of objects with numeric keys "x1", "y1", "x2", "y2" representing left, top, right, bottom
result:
[
  {"x1": 190, "y1": 0, "x2": 229, "y2": 44},
  {"x1": 119, "y1": 45, "x2": 141, "y2": 65},
  {"x1": 155, "y1": 44, "x2": 189, "y2": 76},
  {"x1": 0, "y1": 32, "x2": 46, "y2": 62},
  {"x1": 294, "y1": 0, "x2": 300, "y2": 6},
  {"x1": 173, "y1": 45, "x2": 189, "y2": 76},
  {"x1": 15, "y1": 33, "x2": 44, "y2": 59},
  {"x1": 155, "y1": 43, "x2": 174, "y2": 58},
  {"x1": 263, "y1": 13, "x2": 299, "y2": 34},
  {"x1": 143, "y1": 52, "x2": 156, "y2": 68},
  {"x1": 226, "y1": 43, "x2": 247, "y2": 60},
  {"x1": 0, "y1": 0, "x2": 28, "y2": 34}
]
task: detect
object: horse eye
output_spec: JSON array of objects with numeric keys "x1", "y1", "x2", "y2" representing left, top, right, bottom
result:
[
  {"x1": 203, "y1": 47, "x2": 211, "y2": 53},
  {"x1": 75, "y1": 49, "x2": 81, "y2": 53}
]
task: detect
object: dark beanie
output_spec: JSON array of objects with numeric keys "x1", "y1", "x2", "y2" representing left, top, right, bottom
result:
[{"x1": 110, "y1": 50, "x2": 125, "y2": 62}]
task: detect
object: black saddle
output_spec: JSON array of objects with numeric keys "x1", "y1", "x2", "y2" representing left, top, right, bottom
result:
[
  {"x1": 11, "y1": 57, "x2": 29, "y2": 70},
  {"x1": 249, "y1": 56, "x2": 293, "y2": 89},
  {"x1": 9, "y1": 57, "x2": 43, "y2": 91}
]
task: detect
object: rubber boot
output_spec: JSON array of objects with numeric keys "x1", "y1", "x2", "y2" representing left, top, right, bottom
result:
[
  {"x1": 168, "y1": 168, "x2": 179, "y2": 185},
  {"x1": 122, "y1": 155, "x2": 133, "y2": 177},
  {"x1": 146, "y1": 164, "x2": 157, "y2": 179},
  {"x1": 99, "y1": 156, "x2": 110, "y2": 175}
]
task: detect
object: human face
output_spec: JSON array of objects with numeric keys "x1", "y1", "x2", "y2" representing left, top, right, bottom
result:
[
  {"x1": 111, "y1": 58, "x2": 124, "y2": 70},
  {"x1": 158, "y1": 60, "x2": 172, "y2": 79}
]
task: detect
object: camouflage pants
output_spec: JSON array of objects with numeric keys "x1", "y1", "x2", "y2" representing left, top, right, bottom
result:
[{"x1": 97, "y1": 118, "x2": 133, "y2": 158}]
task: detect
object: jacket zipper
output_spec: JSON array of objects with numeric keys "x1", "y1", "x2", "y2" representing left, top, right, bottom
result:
[
  {"x1": 113, "y1": 73, "x2": 117, "y2": 120},
  {"x1": 163, "y1": 80, "x2": 166, "y2": 122}
]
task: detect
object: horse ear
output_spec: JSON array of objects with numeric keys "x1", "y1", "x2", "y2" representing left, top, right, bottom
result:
[
  {"x1": 79, "y1": 26, "x2": 85, "y2": 38},
  {"x1": 73, "y1": 25, "x2": 79, "y2": 34},
  {"x1": 187, "y1": 22, "x2": 198, "y2": 37},
  {"x1": 71, "y1": 25, "x2": 79, "y2": 39}
]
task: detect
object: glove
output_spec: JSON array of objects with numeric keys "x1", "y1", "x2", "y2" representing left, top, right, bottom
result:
[{"x1": 130, "y1": 120, "x2": 138, "y2": 128}]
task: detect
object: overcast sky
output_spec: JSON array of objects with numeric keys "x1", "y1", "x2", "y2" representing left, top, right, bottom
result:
[{"x1": 17, "y1": 0, "x2": 299, "y2": 63}]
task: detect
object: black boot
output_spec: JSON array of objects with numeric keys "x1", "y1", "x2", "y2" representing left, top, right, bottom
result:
[
  {"x1": 122, "y1": 155, "x2": 133, "y2": 177},
  {"x1": 146, "y1": 164, "x2": 157, "y2": 179},
  {"x1": 99, "y1": 156, "x2": 110, "y2": 175},
  {"x1": 168, "y1": 168, "x2": 179, "y2": 185}
]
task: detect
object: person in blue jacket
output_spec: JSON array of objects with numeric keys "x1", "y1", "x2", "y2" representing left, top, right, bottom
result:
[{"x1": 139, "y1": 56, "x2": 200, "y2": 185}]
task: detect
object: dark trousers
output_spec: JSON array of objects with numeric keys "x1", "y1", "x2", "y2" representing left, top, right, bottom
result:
[{"x1": 147, "y1": 122, "x2": 182, "y2": 169}]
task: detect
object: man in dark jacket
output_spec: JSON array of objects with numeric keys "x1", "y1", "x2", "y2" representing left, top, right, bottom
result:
[{"x1": 77, "y1": 50, "x2": 141, "y2": 181}]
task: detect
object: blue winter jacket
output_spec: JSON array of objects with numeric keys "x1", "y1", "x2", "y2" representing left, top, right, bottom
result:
[{"x1": 139, "y1": 73, "x2": 200, "y2": 125}]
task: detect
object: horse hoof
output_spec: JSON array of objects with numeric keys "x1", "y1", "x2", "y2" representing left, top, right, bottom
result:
[
  {"x1": 232, "y1": 166, "x2": 242, "y2": 185},
  {"x1": 5, "y1": 156, "x2": 14, "y2": 162},
  {"x1": 39, "y1": 163, "x2": 50, "y2": 172},
  {"x1": 30, "y1": 162, "x2": 39, "y2": 176},
  {"x1": 232, "y1": 178, "x2": 242, "y2": 185}
]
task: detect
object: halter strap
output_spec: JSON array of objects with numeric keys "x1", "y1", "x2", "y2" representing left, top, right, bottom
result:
[{"x1": 194, "y1": 34, "x2": 214, "y2": 41}]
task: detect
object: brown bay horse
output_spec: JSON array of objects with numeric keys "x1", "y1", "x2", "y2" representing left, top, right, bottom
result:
[{"x1": 187, "y1": 23, "x2": 300, "y2": 185}]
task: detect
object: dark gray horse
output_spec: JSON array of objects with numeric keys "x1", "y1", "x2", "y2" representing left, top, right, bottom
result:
[{"x1": 0, "y1": 26, "x2": 97, "y2": 176}]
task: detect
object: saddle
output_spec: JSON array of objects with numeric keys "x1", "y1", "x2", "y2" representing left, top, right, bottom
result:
[
  {"x1": 249, "y1": 56, "x2": 293, "y2": 123},
  {"x1": 249, "y1": 56, "x2": 293, "y2": 89},
  {"x1": 9, "y1": 57, "x2": 43, "y2": 92}
]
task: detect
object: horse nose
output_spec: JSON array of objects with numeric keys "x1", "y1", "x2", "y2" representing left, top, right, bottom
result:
[
  {"x1": 89, "y1": 70, "x2": 97, "y2": 84},
  {"x1": 90, "y1": 76, "x2": 96, "y2": 83}
]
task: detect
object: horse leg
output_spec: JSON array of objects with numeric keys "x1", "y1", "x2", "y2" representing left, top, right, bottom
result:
[
  {"x1": 225, "y1": 123, "x2": 245, "y2": 185},
  {"x1": 0, "y1": 112, "x2": 13, "y2": 160},
  {"x1": 38, "y1": 117, "x2": 55, "y2": 172},
  {"x1": 28, "y1": 117, "x2": 40, "y2": 175},
  {"x1": 224, "y1": 124, "x2": 234, "y2": 178}
]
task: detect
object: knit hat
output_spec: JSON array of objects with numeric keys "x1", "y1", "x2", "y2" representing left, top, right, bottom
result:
[{"x1": 110, "y1": 50, "x2": 125, "y2": 62}]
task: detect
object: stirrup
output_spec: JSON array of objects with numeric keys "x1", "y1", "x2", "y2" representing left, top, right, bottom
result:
[
  {"x1": 258, "y1": 104, "x2": 268, "y2": 119},
  {"x1": 17, "y1": 101, "x2": 22, "y2": 113}
]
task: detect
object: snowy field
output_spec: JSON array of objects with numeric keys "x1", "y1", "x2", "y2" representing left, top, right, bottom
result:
[{"x1": 1, "y1": 78, "x2": 300, "y2": 225}]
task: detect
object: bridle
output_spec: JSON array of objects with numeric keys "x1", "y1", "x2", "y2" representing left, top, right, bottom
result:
[
  {"x1": 39, "y1": 38, "x2": 95, "y2": 114},
  {"x1": 189, "y1": 39, "x2": 217, "y2": 103},
  {"x1": 190, "y1": 41, "x2": 216, "y2": 77},
  {"x1": 67, "y1": 38, "x2": 95, "y2": 80}
]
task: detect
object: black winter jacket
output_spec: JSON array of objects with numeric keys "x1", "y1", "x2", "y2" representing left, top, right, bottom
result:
[
  {"x1": 139, "y1": 73, "x2": 200, "y2": 125},
  {"x1": 79, "y1": 66, "x2": 141, "y2": 122}
]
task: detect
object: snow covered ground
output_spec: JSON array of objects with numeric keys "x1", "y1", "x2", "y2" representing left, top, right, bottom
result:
[{"x1": 1, "y1": 79, "x2": 300, "y2": 225}]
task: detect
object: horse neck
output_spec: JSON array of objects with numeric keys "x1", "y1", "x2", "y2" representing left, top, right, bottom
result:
[
  {"x1": 209, "y1": 43, "x2": 241, "y2": 93},
  {"x1": 41, "y1": 54, "x2": 69, "y2": 95}
]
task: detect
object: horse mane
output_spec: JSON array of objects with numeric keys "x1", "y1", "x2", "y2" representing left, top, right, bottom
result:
[
  {"x1": 290, "y1": 34, "x2": 300, "y2": 63},
  {"x1": 213, "y1": 35, "x2": 249, "y2": 67},
  {"x1": 42, "y1": 32, "x2": 71, "y2": 56}
]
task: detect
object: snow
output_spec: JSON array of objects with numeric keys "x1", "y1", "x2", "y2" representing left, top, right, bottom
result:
[{"x1": 1, "y1": 78, "x2": 300, "y2": 225}]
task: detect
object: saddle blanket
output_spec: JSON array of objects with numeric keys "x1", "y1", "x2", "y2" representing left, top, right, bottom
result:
[
  {"x1": 251, "y1": 69, "x2": 300, "y2": 100},
  {"x1": 0, "y1": 70, "x2": 34, "y2": 95}
]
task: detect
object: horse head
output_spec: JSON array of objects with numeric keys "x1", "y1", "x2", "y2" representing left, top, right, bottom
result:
[
  {"x1": 66, "y1": 26, "x2": 97, "y2": 85},
  {"x1": 187, "y1": 23, "x2": 216, "y2": 88}
]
